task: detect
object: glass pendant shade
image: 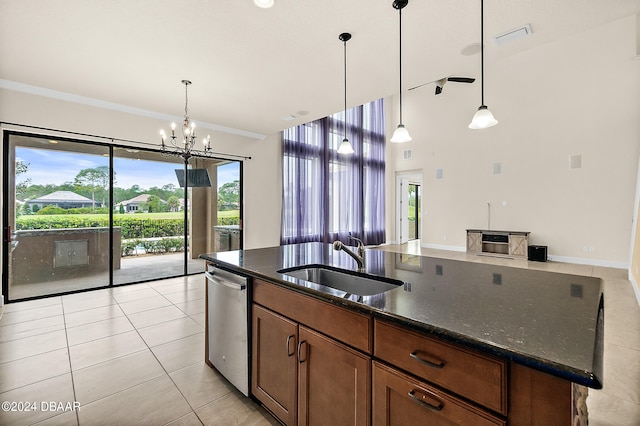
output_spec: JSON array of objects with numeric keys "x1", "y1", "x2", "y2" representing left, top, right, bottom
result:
[
  {"x1": 468, "y1": 105, "x2": 498, "y2": 129},
  {"x1": 390, "y1": 124, "x2": 412, "y2": 143},
  {"x1": 337, "y1": 138, "x2": 355, "y2": 154}
]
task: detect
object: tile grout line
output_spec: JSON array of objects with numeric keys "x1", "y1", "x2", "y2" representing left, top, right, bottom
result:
[
  {"x1": 60, "y1": 295, "x2": 81, "y2": 426},
  {"x1": 123, "y1": 282, "x2": 205, "y2": 425}
]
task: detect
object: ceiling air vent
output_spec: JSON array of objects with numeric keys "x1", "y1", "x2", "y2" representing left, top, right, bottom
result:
[{"x1": 492, "y1": 24, "x2": 533, "y2": 46}]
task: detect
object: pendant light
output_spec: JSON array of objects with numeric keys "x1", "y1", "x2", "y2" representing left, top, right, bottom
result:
[
  {"x1": 390, "y1": 0, "x2": 412, "y2": 143},
  {"x1": 469, "y1": 0, "x2": 498, "y2": 129},
  {"x1": 337, "y1": 32, "x2": 355, "y2": 155}
]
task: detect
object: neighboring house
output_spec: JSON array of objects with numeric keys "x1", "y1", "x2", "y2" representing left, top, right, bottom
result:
[
  {"x1": 26, "y1": 191, "x2": 98, "y2": 210},
  {"x1": 116, "y1": 194, "x2": 166, "y2": 213}
]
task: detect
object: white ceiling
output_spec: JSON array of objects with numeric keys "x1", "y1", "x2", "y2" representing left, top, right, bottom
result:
[{"x1": 1, "y1": 0, "x2": 639, "y2": 139}]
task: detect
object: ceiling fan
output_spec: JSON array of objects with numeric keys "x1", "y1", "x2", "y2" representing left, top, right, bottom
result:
[{"x1": 409, "y1": 76, "x2": 476, "y2": 95}]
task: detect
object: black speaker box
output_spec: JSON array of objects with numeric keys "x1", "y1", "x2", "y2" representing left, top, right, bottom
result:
[{"x1": 528, "y1": 245, "x2": 548, "y2": 262}]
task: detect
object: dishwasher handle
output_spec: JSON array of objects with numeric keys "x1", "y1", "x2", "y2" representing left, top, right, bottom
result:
[{"x1": 205, "y1": 270, "x2": 247, "y2": 291}]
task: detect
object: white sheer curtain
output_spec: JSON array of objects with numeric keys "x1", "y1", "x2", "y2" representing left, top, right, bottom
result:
[{"x1": 281, "y1": 98, "x2": 385, "y2": 246}]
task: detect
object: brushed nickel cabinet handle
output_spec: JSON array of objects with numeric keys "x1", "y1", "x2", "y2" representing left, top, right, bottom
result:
[
  {"x1": 408, "y1": 389, "x2": 444, "y2": 412},
  {"x1": 410, "y1": 351, "x2": 445, "y2": 369},
  {"x1": 286, "y1": 335, "x2": 295, "y2": 357},
  {"x1": 297, "y1": 340, "x2": 307, "y2": 364}
]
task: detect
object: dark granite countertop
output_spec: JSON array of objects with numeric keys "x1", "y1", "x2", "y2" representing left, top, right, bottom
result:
[{"x1": 200, "y1": 242, "x2": 604, "y2": 389}]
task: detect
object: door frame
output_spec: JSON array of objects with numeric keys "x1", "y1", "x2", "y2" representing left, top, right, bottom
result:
[
  {"x1": 395, "y1": 171, "x2": 423, "y2": 245},
  {"x1": 1, "y1": 129, "x2": 245, "y2": 303}
]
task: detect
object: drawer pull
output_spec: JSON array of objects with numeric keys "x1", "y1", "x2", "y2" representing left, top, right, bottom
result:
[
  {"x1": 408, "y1": 389, "x2": 444, "y2": 412},
  {"x1": 297, "y1": 340, "x2": 307, "y2": 364},
  {"x1": 286, "y1": 335, "x2": 295, "y2": 357},
  {"x1": 410, "y1": 351, "x2": 445, "y2": 369}
]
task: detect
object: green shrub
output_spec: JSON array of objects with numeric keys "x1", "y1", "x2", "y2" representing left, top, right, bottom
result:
[
  {"x1": 36, "y1": 205, "x2": 67, "y2": 215},
  {"x1": 16, "y1": 215, "x2": 184, "y2": 239},
  {"x1": 121, "y1": 239, "x2": 139, "y2": 256},
  {"x1": 218, "y1": 216, "x2": 239, "y2": 226}
]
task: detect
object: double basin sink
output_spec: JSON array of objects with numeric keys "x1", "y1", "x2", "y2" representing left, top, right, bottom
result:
[{"x1": 277, "y1": 265, "x2": 404, "y2": 296}]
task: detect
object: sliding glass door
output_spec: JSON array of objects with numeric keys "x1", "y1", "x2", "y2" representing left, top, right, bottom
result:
[
  {"x1": 5, "y1": 134, "x2": 111, "y2": 299},
  {"x1": 112, "y1": 148, "x2": 189, "y2": 285},
  {"x1": 3, "y1": 131, "x2": 243, "y2": 302}
]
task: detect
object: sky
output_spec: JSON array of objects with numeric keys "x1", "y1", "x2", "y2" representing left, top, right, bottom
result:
[{"x1": 15, "y1": 147, "x2": 239, "y2": 190}]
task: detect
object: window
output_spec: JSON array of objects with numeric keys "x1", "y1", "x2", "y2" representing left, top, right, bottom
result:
[{"x1": 281, "y1": 98, "x2": 385, "y2": 245}]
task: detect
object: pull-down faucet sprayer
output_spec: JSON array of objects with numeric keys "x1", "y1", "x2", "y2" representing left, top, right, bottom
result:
[{"x1": 333, "y1": 235, "x2": 366, "y2": 272}]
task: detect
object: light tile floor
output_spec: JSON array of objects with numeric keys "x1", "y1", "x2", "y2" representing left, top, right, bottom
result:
[
  {"x1": 0, "y1": 275, "x2": 278, "y2": 426},
  {"x1": 0, "y1": 244, "x2": 639, "y2": 425}
]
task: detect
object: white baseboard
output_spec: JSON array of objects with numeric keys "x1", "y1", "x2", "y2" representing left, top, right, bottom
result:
[
  {"x1": 547, "y1": 255, "x2": 628, "y2": 270},
  {"x1": 629, "y1": 274, "x2": 640, "y2": 307}
]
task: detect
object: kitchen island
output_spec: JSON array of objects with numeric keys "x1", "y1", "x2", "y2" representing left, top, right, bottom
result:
[{"x1": 200, "y1": 242, "x2": 603, "y2": 425}]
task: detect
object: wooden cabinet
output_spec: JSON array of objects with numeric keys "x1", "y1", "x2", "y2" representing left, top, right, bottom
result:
[
  {"x1": 467, "y1": 231, "x2": 482, "y2": 253},
  {"x1": 373, "y1": 362, "x2": 505, "y2": 426},
  {"x1": 466, "y1": 230, "x2": 530, "y2": 259},
  {"x1": 252, "y1": 279, "x2": 371, "y2": 426},
  {"x1": 252, "y1": 304, "x2": 298, "y2": 426},
  {"x1": 251, "y1": 278, "x2": 576, "y2": 425},
  {"x1": 509, "y1": 234, "x2": 528, "y2": 257},
  {"x1": 374, "y1": 320, "x2": 507, "y2": 415},
  {"x1": 298, "y1": 326, "x2": 370, "y2": 426}
]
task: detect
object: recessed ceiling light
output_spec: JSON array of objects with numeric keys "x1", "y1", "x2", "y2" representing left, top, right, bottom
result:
[{"x1": 254, "y1": 0, "x2": 274, "y2": 8}]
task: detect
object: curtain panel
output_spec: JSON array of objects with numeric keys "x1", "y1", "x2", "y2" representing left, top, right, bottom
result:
[{"x1": 281, "y1": 98, "x2": 385, "y2": 246}]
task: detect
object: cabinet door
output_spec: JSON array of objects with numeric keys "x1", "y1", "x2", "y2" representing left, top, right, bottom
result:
[
  {"x1": 252, "y1": 304, "x2": 298, "y2": 426},
  {"x1": 297, "y1": 326, "x2": 371, "y2": 426},
  {"x1": 509, "y1": 234, "x2": 527, "y2": 257},
  {"x1": 372, "y1": 362, "x2": 505, "y2": 426},
  {"x1": 467, "y1": 232, "x2": 482, "y2": 253}
]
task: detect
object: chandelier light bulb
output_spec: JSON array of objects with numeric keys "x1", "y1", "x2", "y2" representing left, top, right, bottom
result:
[{"x1": 171, "y1": 122, "x2": 176, "y2": 130}]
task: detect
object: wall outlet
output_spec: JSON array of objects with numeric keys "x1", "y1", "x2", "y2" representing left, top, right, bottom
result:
[
  {"x1": 582, "y1": 246, "x2": 589, "y2": 252},
  {"x1": 588, "y1": 246, "x2": 594, "y2": 252},
  {"x1": 443, "y1": 235, "x2": 447, "y2": 241}
]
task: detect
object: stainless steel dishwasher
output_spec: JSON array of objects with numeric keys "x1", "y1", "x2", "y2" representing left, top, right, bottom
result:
[{"x1": 205, "y1": 265, "x2": 249, "y2": 396}]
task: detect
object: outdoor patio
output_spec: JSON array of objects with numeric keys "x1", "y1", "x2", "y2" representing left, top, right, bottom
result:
[{"x1": 8, "y1": 253, "x2": 205, "y2": 301}]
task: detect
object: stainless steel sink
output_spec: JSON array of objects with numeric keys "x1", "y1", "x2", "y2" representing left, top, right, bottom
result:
[{"x1": 277, "y1": 266, "x2": 403, "y2": 296}]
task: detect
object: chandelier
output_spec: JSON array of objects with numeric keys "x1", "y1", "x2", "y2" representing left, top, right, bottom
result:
[{"x1": 160, "y1": 80, "x2": 213, "y2": 159}]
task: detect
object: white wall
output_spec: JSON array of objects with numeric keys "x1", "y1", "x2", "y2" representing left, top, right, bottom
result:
[{"x1": 386, "y1": 16, "x2": 640, "y2": 267}]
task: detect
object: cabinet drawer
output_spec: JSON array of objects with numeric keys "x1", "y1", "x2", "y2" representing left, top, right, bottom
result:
[
  {"x1": 373, "y1": 362, "x2": 505, "y2": 426},
  {"x1": 374, "y1": 320, "x2": 507, "y2": 415},
  {"x1": 253, "y1": 279, "x2": 372, "y2": 353}
]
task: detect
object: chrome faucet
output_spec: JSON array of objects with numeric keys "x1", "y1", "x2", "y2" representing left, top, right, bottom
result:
[{"x1": 333, "y1": 236, "x2": 366, "y2": 272}]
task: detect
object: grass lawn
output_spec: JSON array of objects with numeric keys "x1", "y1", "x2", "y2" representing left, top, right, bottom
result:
[{"x1": 218, "y1": 210, "x2": 239, "y2": 218}]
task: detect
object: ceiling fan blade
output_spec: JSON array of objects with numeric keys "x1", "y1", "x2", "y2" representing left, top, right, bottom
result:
[
  {"x1": 447, "y1": 77, "x2": 475, "y2": 84},
  {"x1": 408, "y1": 81, "x2": 432, "y2": 91},
  {"x1": 435, "y1": 86, "x2": 443, "y2": 95}
]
